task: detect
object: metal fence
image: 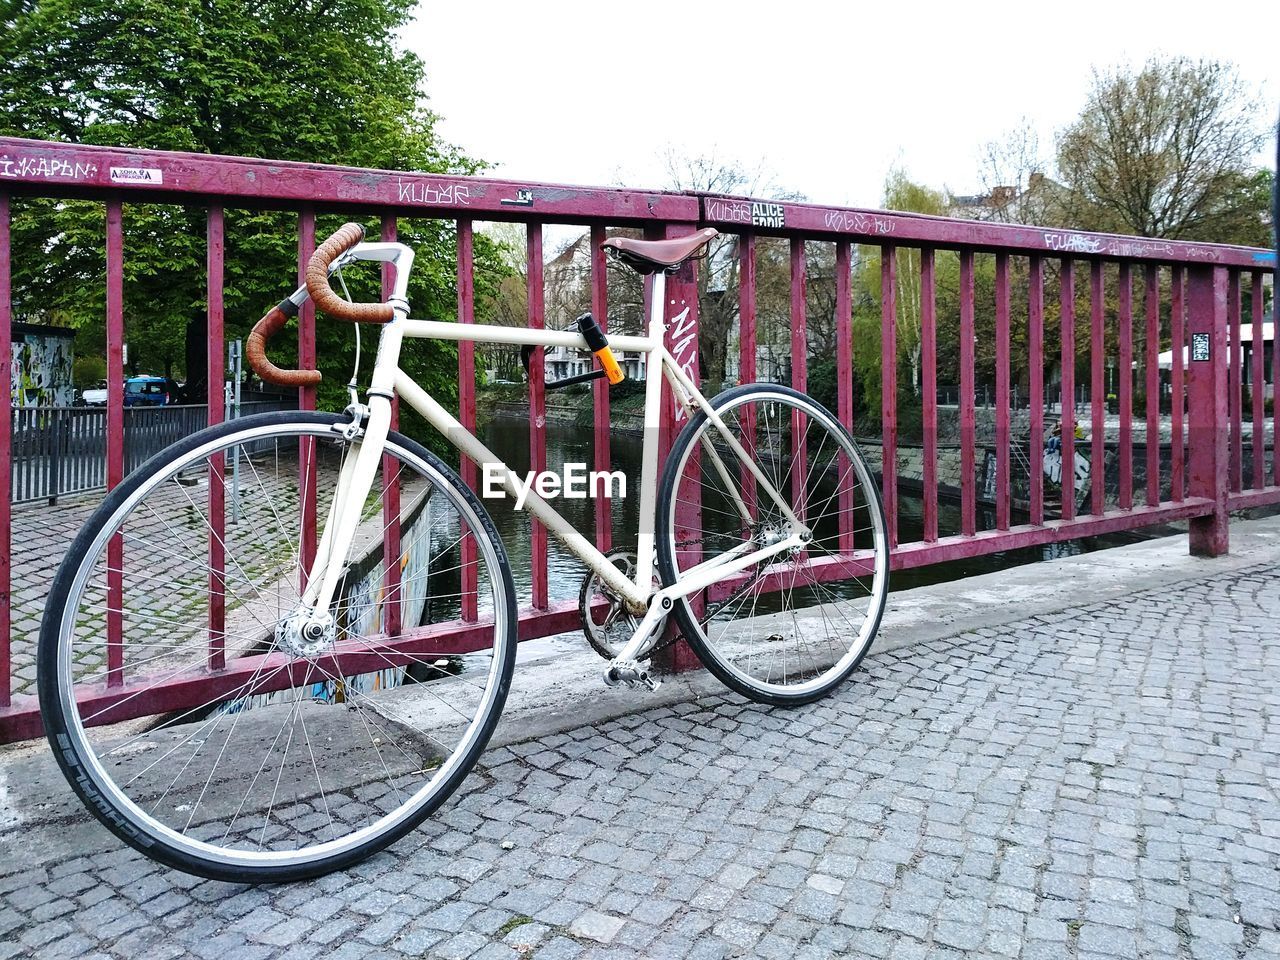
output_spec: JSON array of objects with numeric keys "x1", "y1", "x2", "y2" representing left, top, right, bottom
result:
[
  {"x1": 0, "y1": 135, "x2": 1275, "y2": 741},
  {"x1": 8, "y1": 400, "x2": 292, "y2": 504}
]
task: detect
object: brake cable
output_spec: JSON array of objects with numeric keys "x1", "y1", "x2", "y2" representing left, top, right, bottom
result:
[{"x1": 336, "y1": 266, "x2": 362, "y2": 409}]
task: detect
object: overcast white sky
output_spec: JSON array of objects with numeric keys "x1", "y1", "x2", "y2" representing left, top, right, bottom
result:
[{"x1": 404, "y1": 0, "x2": 1275, "y2": 211}]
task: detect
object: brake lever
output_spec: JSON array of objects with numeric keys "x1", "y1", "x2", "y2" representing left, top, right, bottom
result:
[{"x1": 277, "y1": 252, "x2": 354, "y2": 312}]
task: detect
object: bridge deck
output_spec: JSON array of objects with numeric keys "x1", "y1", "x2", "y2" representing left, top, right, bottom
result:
[{"x1": 3, "y1": 516, "x2": 1278, "y2": 959}]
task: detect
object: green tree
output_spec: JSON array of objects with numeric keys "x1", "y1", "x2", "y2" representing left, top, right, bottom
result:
[
  {"x1": 0, "y1": 0, "x2": 500, "y2": 419},
  {"x1": 1056, "y1": 57, "x2": 1270, "y2": 244},
  {"x1": 659, "y1": 150, "x2": 805, "y2": 392},
  {"x1": 842, "y1": 172, "x2": 960, "y2": 437}
]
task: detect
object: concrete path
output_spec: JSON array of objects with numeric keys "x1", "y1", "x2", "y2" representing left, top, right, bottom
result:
[{"x1": 2, "y1": 522, "x2": 1279, "y2": 959}]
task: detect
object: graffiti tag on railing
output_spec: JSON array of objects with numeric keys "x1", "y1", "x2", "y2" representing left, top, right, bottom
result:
[
  {"x1": 1042, "y1": 230, "x2": 1222, "y2": 261},
  {"x1": 1104, "y1": 238, "x2": 1175, "y2": 258},
  {"x1": 706, "y1": 198, "x2": 752, "y2": 224},
  {"x1": 669, "y1": 303, "x2": 697, "y2": 422},
  {"x1": 822, "y1": 210, "x2": 895, "y2": 235},
  {"x1": 704, "y1": 199, "x2": 787, "y2": 229},
  {"x1": 1177, "y1": 245, "x2": 1221, "y2": 260},
  {"x1": 1043, "y1": 231, "x2": 1103, "y2": 254},
  {"x1": 0, "y1": 154, "x2": 99, "y2": 181},
  {"x1": 396, "y1": 178, "x2": 471, "y2": 206},
  {"x1": 751, "y1": 202, "x2": 785, "y2": 229},
  {"x1": 109, "y1": 167, "x2": 163, "y2": 186}
]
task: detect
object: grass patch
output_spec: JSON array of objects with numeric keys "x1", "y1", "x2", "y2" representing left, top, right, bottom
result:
[{"x1": 497, "y1": 915, "x2": 534, "y2": 937}]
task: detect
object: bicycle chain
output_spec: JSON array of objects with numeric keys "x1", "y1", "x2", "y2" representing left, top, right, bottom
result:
[{"x1": 644, "y1": 538, "x2": 765, "y2": 659}]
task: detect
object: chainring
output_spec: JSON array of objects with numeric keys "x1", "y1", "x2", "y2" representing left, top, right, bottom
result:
[{"x1": 579, "y1": 550, "x2": 667, "y2": 662}]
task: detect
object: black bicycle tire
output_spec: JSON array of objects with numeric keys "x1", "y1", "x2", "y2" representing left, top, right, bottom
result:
[
  {"x1": 38, "y1": 411, "x2": 518, "y2": 883},
  {"x1": 655, "y1": 383, "x2": 888, "y2": 706}
]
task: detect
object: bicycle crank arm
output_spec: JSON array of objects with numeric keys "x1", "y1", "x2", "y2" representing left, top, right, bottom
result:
[{"x1": 603, "y1": 595, "x2": 671, "y2": 689}]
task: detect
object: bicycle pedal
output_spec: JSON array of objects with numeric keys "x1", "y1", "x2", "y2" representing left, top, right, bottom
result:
[
  {"x1": 603, "y1": 660, "x2": 661, "y2": 692},
  {"x1": 635, "y1": 671, "x2": 661, "y2": 692}
]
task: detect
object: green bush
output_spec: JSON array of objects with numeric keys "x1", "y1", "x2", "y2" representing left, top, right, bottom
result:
[
  {"x1": 610, "y1": 377, "x2": 647, "y2": 401},
  {"x1": 806, "y1": 356, "x2": 923, "y2": 441},
  {"x1": 73, "y1": 355, "x2": 107, "y2": 389}
]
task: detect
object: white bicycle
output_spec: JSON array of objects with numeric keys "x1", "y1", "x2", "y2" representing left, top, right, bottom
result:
[{"x1": 39, "y1": 223, "x2": 888, "y2": 881}]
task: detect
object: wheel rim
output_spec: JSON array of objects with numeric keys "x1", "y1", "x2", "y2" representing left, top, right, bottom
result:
[
  {"x1": 49, "y1": 420, "x2": 511, "y2": 871},
  {"x1": 665, "y1": 390, "x2": 888, "y2": 696}
]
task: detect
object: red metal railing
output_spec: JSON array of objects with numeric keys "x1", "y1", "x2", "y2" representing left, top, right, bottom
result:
[{"x1": 0, "y1": 136, "x2": 1276, "y2": 741}]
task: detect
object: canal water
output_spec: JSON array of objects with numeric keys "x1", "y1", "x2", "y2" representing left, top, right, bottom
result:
[{"x1": 476, "y1": 415, "x2": 1149, "y2": 607}]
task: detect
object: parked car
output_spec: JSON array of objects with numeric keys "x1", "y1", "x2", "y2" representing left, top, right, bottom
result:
[
  {"x1": 78, "y1": 380, "x2": 109, "y2": 406},
  {"x1": 123, "y1": 375, "x2": 182, "y2": 407}
]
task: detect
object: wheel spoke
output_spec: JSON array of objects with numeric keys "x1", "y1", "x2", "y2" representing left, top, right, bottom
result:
[
  {"x1": 49, "y1": 419, "x2": 514, "y2": 878},
  {"x1": 662, "y1": 390, "x2": 887, "y2": 700}
]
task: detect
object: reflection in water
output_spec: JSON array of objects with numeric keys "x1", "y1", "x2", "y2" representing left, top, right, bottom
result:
[{"x1": 475, "y1": 414, "x2": 1146, "y2": 606}]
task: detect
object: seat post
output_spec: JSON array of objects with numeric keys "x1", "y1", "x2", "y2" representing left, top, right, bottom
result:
[
  {"x1": 634, "y1": 270, "x2": 667, "y2": 596},
  {"x1": 648, "y1": 272, "x2": 667, "y2": 339}
]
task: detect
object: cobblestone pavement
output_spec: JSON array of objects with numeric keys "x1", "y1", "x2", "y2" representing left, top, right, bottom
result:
[
  {"x1": 8, "y1": 496, "x2": 96, "y2": 693},
  {"x1": 3, "y1": 563, "x2": 1279, "y2": 960},
  {"x1": 8, "y1": 454, "x2": 346, "y2": 695}
]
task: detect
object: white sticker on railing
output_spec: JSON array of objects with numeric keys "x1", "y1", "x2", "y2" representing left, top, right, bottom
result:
[
  {"x1": 751, "y1": 202, "x2": 784, "y2": 228},
  {"x1": 1192, "y1": 332, "x2": 1211, "y2": 362},
  {"x1": 109, "y1": 167, "x2": 163, "y2": 186}
]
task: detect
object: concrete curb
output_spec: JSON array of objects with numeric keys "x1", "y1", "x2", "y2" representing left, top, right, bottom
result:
[
  {"x1": 2, "y1": 516, "x2": 1276, "y2": 856},
  {"x1": 486, "y1": 514, "x2": 1280, "y2": 748}
]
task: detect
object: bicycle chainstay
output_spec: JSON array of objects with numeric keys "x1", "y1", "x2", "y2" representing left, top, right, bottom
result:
[{"x1": 651, "y1": 538, "x2": 771, "y2": 656}]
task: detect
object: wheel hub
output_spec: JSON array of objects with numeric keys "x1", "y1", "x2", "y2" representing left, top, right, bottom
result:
[
  {"x1": 277, "y1": 611, "x2": 335, "y2": 658},
  {"x1": 757, "y1": 521, "x2": 786, "y2": 547}
]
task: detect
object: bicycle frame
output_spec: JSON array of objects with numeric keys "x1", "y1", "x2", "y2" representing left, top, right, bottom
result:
[{"x1": 296, "y1": 242, "x2": 808, "y2": 665}]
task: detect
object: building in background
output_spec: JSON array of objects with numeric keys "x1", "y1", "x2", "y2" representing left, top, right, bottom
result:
[{"x1": 951, "y1": 173, "x2": 1066, "y2": 223}]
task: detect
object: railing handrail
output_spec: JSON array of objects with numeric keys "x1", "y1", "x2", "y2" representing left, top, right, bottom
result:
[
  {"x1": 0, "y1": 135, "x2": 700, "y2": 225},
  {"x1": 2, "y1": 135, "x2": 1272, "y2": 268},
  {"x1": 699, "y1": 192, "x2": 1273, "y2": 268}
]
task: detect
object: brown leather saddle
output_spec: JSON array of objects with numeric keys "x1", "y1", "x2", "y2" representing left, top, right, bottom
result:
[{"x1": 602, "y1": 227, "x2": 719, "y2": 274}]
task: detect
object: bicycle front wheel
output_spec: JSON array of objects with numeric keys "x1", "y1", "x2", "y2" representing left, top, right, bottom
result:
[
  {"x1": 38, "y1": 412, "x2": 516, "y2": 882},
  {"x1": 656, "y1": 384, "x2": 888, "y2": 705}
]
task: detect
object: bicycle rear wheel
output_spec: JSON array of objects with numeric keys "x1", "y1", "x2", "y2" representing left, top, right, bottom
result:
[
  {"x1": 656, "y1": 384, "x2": 888, "y2": 705},
  {"x1": 39, "y1": 412, "x2": 516, "y2": 882}
]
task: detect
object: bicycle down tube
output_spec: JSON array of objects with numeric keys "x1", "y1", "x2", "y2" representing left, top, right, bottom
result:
[{"x1": 297, "y1": 259, "x2": 806, "y2": 632}]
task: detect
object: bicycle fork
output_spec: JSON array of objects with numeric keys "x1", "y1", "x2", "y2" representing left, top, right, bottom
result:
[{"x1": 281, "y1": 322, "x2": 405, "y2": 653}]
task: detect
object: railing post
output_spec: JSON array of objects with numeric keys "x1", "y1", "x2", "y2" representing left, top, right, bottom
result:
[
  {"x1": 1028, "y1": 256, "x2": 1044, "y2": 526},
  {"x1": 297, "y1": 208, "x2": 317, "y2": 589},
  {"x1": 591, "y1": 225, "x2": 612, "y2": 554},
  {"x1": 380, "y1": 214, "x2": 403, "y2": 638},
  {"x1": 959, "y1": 251, "x2": 976, "y2": 535},
  {"x1": 526, "y1": 223, "x2": 549, "y2": 611},
  {"x1": 880, "y1": 244, "x2": 897, "y2": 548},
  {"x1": 740, "y1": 233, "x2": 759, "y2": 526},
  {"x1": 653, "y1": 223, "x2": 701, "y2": 675},
  {"x1": 1186, "y1": 265, "x2": 1229, "y2": 556},
  {"x1": 48, "y1": 410, "x2": 61, "y2": 506},
  {"x1": 0, "y1": 194, "x2": 11, "y2": 709},
  {"x1": 457, "y1": 218, "x2": 478, "y2": 622},
  {"x1": 105, "y1": 199, "x2": 125, "y2": 687},
  {"x1": 792, "y1": 239, "x2": 811, "y2": 542},
  {"x1": 207, "y1": 205, "x2": 226, "y2": 671}
]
